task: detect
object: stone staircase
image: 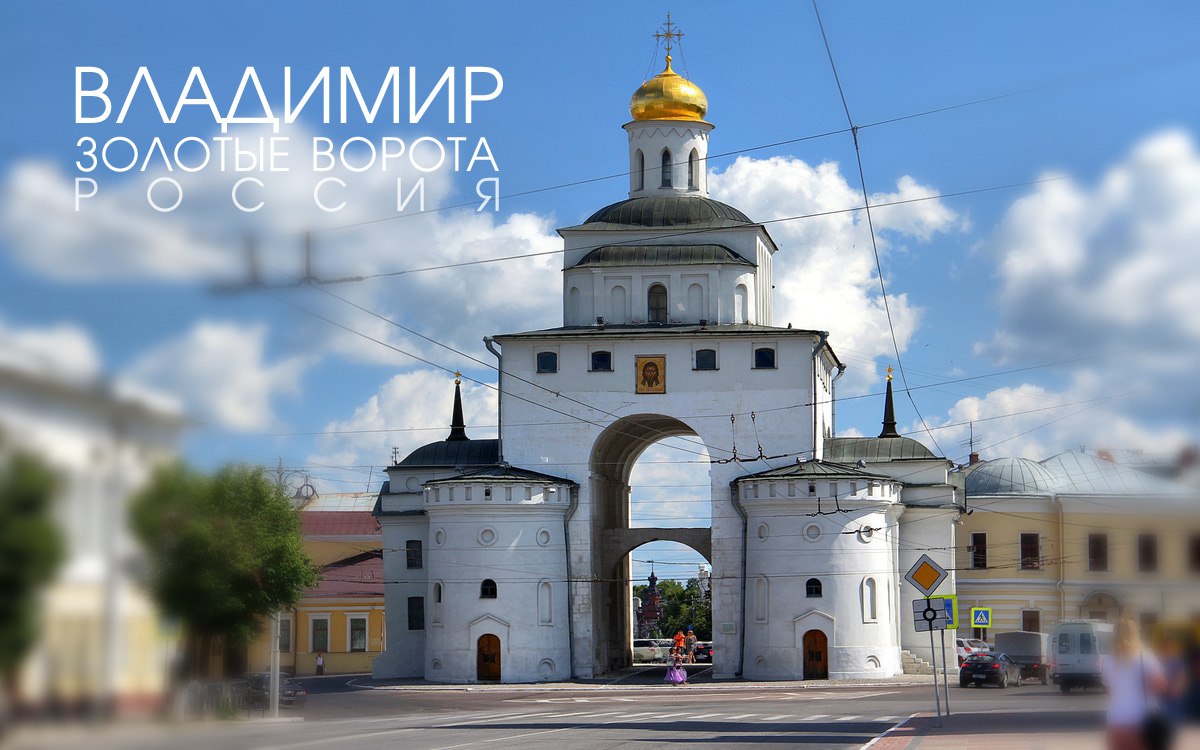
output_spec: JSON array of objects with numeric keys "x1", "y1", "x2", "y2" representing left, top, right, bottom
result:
[{"x1": 900, "y1": 649, "x2": 935, "y2": 675}]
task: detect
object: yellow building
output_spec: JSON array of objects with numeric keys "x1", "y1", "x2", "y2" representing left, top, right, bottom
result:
[
  {"x1": 954, "y1": 451, "x2": 1200, "y2": 640},
  {"x1": 246, "y1": 492, "x2": 386, "y2": 676}
]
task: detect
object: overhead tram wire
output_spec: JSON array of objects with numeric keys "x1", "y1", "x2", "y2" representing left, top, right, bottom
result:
[
  {"x1": 265, "y1": 289, "x2": 730, "y2": 465},
  {"x1": 811, "y1": 0, "x2": 945, "y2": 457},
  {"x1": 296, "y1": 43, "x2": 1199, "y2": 239}
]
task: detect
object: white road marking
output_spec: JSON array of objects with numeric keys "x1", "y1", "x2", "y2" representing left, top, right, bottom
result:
[
  {"x1": 836, "y1": 715, "x2": 862, "y2": 722},
  {"x1": 859, "y1": 713, "x2": 917, "y2": 750},
  {"x1": 762, "y1": 714, "x2": 793, "y2": 721},
  {"x1": 724, "y1": 713, "x2": 758, "y2": 719},
  {"x1": 801, "y1": 714, "x2": 830, "y2": 721}
]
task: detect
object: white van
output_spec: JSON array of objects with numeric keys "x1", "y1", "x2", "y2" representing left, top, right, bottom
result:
[{"x1": 1050, "y1": 620, "x2": 1113, "y2": 692}]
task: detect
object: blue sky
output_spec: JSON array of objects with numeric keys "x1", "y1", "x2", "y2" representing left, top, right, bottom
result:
[{"x1": 3, "y1": 2, "x2": 1199, "y2": 583}]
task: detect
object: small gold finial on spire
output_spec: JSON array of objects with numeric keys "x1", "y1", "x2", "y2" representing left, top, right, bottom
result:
[
  {"x1": 454, "y1": 371, "x2": 462, "y2": 385},
  {"x1": 886, "y1": 366, "x2": 893, "y2": 381}
]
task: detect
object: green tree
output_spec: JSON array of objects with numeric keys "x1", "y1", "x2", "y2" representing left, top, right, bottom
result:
[
  {"x1": 0, "y1": 445, "x2": 63, "y2": 702},
  {"x1": 634, "y1": 577, "x2": 711, "y2": 640},
  {"x1": 130, "y1": 462, "x2": 317, "y2": 677}
]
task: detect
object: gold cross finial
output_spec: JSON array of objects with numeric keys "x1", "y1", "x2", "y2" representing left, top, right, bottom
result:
[
  {"x1": 454, "y1": 371, "x2": 462, "y2": 385},
  {"x1": 886, "y1": 366, "x2": 893, "y2": 381},
  {"x1": 654, "y1": 13, "x2": 684, "y2": 59}
]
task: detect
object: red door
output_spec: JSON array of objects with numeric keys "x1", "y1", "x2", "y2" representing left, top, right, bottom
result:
[
  {"x1": 803, "y1": 629, "x2": 828, "y2": 679},
  {"x1": 477, "y1": 634, "x2": 501, "y2": 681}
]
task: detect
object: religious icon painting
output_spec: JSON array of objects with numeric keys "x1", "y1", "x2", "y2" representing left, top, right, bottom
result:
[{"x1": 635, "y1": 355, "x2": 666, "y2": 394}]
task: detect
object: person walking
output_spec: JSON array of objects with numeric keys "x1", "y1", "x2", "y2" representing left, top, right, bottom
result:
[
  {"x1": 673, "y1": 630, "x2": 685, "y2": 655},
  {"x1": 315, "y1": 652, "x2": 326, "y2": 676},
  {"x1": 1101, "y1": 615, "x2": 1168, "y2": 750},
  {"x1": 684, "y1": 630, "x2": 698, "y2": 664}
]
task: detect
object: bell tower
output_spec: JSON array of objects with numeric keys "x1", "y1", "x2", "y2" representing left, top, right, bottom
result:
[{"x1": 625, "y1": 15, "x2": 713, "y2": 198}]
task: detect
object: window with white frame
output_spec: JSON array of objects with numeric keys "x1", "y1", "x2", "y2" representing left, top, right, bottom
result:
[
  {"x1": 278, "y1": 615, "x2": 293, "y2": 652},
  {"x1": 309, "y1": 614, "x2": 330, "y2": 653},
  {"x1": 348, "y1": 615, "x2": 368, "y2": 651}
]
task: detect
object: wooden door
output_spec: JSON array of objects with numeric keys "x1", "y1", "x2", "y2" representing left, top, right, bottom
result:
[
  {"x1": 803, "y1": 629, "x2": 828, "y2": 679},
  {"x1": 477, "y1": 634, "x2": 501, "y2": 681}
]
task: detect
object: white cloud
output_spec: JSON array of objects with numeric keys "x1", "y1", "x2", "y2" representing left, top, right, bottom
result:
[
  {"x1": 306, "y1": 368, "x2": 498, "y2": 484},
  {"x1": 708, "y1": 156, "x2": 962, "y2": 392},
  {"x1": 0, "y1": 318, "x2": 102, "y2": 384},
  {"x1": 119, "y1": 321, "x2": 309, "y2": 431}
]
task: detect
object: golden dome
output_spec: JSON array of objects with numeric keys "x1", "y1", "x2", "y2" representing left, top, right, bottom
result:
[{"x1": 629, "y1": 56, "x2": 708, "y2": 122}]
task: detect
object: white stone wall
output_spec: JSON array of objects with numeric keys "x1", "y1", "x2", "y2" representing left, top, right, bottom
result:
[
  {"x1": 422, "y1": 484, "x2": 571, "y2": 683},
  {"x1": 897, "y1": 506, "x2": 958, "y2": 671},
  {"x1": 624, "y1": 121, "x2": 713, "y2": 197}
]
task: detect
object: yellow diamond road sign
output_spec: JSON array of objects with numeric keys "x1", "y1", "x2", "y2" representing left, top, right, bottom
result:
[{"x1": 904, "y1": 554, "x2": 948, "y2": 596}]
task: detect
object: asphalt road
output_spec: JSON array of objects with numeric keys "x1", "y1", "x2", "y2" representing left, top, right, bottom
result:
[{"x1": 5, "y1": 668, "x2": 1109, "y2": 750}]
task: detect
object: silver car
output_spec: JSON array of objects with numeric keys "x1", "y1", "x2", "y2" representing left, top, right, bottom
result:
[{"x1": 632, "y1": 639, "x2": 660, "y2": 663}]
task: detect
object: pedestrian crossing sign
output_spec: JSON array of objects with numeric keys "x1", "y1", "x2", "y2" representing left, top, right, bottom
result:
[
  {"x1": 970, "y1": 607, "x2": 992, "y2": 627},
  {"x1": 929, "y1": 594, "x2": 958, "y2": 628}
]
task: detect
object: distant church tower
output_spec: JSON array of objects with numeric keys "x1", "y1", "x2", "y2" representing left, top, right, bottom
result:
[{"x1": 372, "y1": 19, "x2": 961, "y2": 684}]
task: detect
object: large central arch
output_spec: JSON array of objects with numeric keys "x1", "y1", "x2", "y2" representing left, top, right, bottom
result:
[{"x1": 588, "y1": 414, "x2": 714, "y2": 672}]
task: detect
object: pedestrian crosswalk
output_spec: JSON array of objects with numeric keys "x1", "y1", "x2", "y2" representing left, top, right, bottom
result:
[{"x1": 450, "y1": 710, "x2": 903, "y2": 726}]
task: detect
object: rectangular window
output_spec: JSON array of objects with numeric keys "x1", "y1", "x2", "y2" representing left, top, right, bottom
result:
[
  {"x1": 1079, "y1": 632, "x2": 1095, "y2": 654},
  {"x1": 753, "y1": 347, "x2": 776, "y2": 369},
  {"x1": 1088, "y1": 534, "x2": 1109, "y2": 572},
  {"x1": 407, "y1": 596, "x2": 425, "y2": 631},
  {"x1": 349, "y1": 616, "x2": 367, "y2": 652},
  {"x1": 278, "y1": 616, "x2": 292, "y2": 652},
  {"x1": 536, "y1": 351, "x2": 558, "y2": 373},
  {"x1": 590, "y1": 350, "x2": 612, "y2": 372},
  {"x1": 694, "y1": 348, "x2": 717, "y2": 370},
  {"x1": 1058, "y1": 632, "x2": 1071, "y2": 654},
  {"x1": 406, "y1": 539, "x2": 423, "y2": 569},
  {"x1": 971, "y1": 532, "x2": 988, "y2": 570},
  {"x1": 1020, "y1": 533, "x2": 1040, "y2": 570},
  {"x1": 1189, "y1": 534, "x2": 1200, "y2": 573},
  {"x1": 1137, "y1": 534, "x2": 1158, "y2": 573},
  {"x1": 1022, "y1": 610, "x2": 1040, "y2": 633},
  {"x1": 311, "y1": 617, "x2": 329, "y2": 653}
]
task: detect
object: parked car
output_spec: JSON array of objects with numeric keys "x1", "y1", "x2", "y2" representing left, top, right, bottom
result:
[
  {"x1": 242, "y1": 672, "x2": 308, "y2": 707},
  {"x1": 632, "y1": 639, "x2": 661, "y2": 663},
  {"x1": 959, "y1": 653, "x2": 1022, "y2": 689},
  {"x1": 655, "y1": 639, "x2": 675, "y2": 661},
  {"x1": 993, "y1": 631, "x2": 1051, "y2": 685},
  {"x1": 694, "y1": 641, "x2": 713, "y2": 663},
  {"x1": 1050, "y1": 620, "x2": 1113, "y2": 692},
  {"x1": 955, "y1": 637, "x2": 991, "y2": 665}
]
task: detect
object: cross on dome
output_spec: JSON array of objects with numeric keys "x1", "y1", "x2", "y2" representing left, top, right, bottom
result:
[{"x1": 654, "y1": 13, "x2": 684, "y2": 59}]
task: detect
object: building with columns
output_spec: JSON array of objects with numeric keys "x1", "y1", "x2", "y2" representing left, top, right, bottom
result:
[{"x1": 371, "y1": 34, "x2": 962, "y2": 683}]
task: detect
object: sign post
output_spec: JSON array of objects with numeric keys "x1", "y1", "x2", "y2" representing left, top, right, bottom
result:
[{"x1": 907, "y1": 555, "x2": 950, "y2": 727}]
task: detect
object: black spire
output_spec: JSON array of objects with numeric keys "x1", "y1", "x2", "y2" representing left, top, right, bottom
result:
[
  {"x1": 879, "y1": 366, "x2": 899, "y2": 438},
  {"x1": 447, "y1": 372, "x2": 468, "y2": 441}
]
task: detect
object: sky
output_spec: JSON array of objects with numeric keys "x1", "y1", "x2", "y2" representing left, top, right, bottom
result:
[{"x1": 2, "y1": 2, "x2": 1199, "y2": 584}]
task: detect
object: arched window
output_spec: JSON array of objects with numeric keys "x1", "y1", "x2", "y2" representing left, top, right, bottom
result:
[
  {"x1": 609, "y1": 285, "x2": 627, "y2": 323},
  {"x1": 647, "y1": 283, "x2": 668, "y2": 323},
  {"x1": 635, "y1": 149, "x2": 645, "y2": 190},
  {"x1": 754, "y1": 347, "x2": 776, "y2": 369},
  {"x1": 688, "y1": 149, "x2": 698, "y2": 189},
  {"x1": 661, "y1": 149, "x2": 672, "y2": 188},
  {"x1": 753, "y1": 576, "x2": 768, "y2": 622},
  {"x1": 687, "y1": 282, "x2": 704, "y2": 319},
  {"x1": 695, "y1": 348, "x2": 717, "y2": 370},
  {"x1": 590, "y1": 350, "x2": 612, "y2": 372},
  {"x1": 480, "y1": 579, "x2": 498, "y2": 598},
  {"x1": 567, "y1": 286, "x2": 580, "y2": 324},
  {"x1": 434, "y1": 582, "x2": 443, "y2": 604},
  {"x1": 862, "y1": 577, "x2": 878, "y2": 622},
  {"x1": 538, "y1": 581, "x2": 553, "y2": 624},
  {"x1": 536, "y1": 351, "x2": 558, "y2": 373},
  {"x1": 805, "y1": 578, "x2": 823, "y2": 598},
  {"x1": 734, "y1": 283, "x2": 748, "y2": 324}
]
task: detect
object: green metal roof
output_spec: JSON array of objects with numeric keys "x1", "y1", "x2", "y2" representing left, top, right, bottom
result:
[
  {"x1": 572, "y1": 244, "x2": 754, "y2": 268},
  {"x1": 564, "y1": 196, "x2": 755, "y2": 230},
  {"x1": 824, "y1": 436, "x2": 937, "y2": 462}
]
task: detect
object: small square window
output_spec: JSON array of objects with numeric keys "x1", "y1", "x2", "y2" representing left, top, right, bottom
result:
[
  {"x1": 753, "y1": 347, "x2": 776, "y2": 369},
  {"x1": 695, "y1": 348, "x2": 717, "y2": 370},
  {"x1": 590, "y1": 350, "x2": 612, "y2": 372},
  {"x1": 536, "y1": 351, "x2": 558, "y2": 373}
]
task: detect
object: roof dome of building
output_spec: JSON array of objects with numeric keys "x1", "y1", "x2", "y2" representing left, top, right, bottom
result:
[
  {"x1": 630, "y1": 56, "x2": 708, "y2": 122},
  {"x1": 965, "y1": 457, "x2": 1064, "y2": 496},
  {"x1": 575, "y1": 195, "x2": 752, "y2": 229}
]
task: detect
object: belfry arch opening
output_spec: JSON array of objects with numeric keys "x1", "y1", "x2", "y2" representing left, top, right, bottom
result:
[{"x1": 588, "y1": 414, "x2": 713, "y2": 671}]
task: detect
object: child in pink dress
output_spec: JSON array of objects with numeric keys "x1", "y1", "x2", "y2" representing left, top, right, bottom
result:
[{"x1": 665, "y1": 652, "x2": 688, "y2": 685}]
